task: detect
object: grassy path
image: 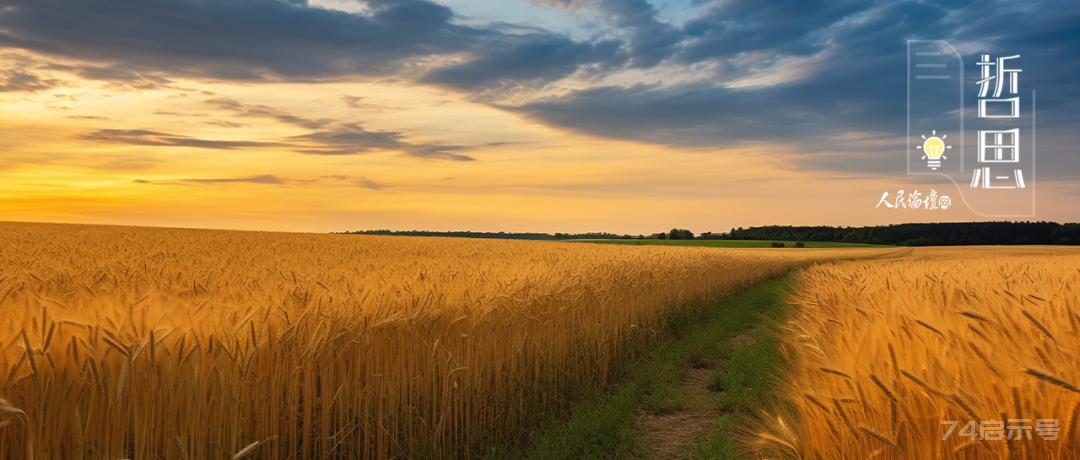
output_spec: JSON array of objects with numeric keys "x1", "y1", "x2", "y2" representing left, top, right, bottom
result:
[{"x1": 484, "y1": 276, "x2": 793, "y2": 460}]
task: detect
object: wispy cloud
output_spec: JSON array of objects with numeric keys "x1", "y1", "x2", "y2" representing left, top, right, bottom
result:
[
  {"x1": 0, "y1": 69, "x2": 59, "y2": 93},
  {"x1": 205, "y1": 97, "x2": 477, "y2": 160},
  {"x1": 356, "y1": 177, "x2": 389, "y2": 190},
  {"x1": 339, "y1": 95, "x2": 396, "y2": 111},
  {"x1": 206, "y1": 120, "x2": 247, "y2": 128},
  {"x1": 206, "y1": 97, "x2": 333, "y2": 130},
  {"x1": 79, "y1": 129, "x2": 287, "y2": 150},
  {"x1": 134, "y1": 175, "x2": 282, "y2": 186},
  {"x1": 289, "y1": 123, "x2": 475, "y2": 161},
  {"x1": 133, "y1": 174, "x2": 383, "y2": 189}
]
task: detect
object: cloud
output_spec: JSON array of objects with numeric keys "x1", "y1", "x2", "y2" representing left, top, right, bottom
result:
[
  {"x1": 356, "y1": 177, "x2": 388, "y2": 190},
  {"x1": 206, "y1": 97, "x2": 332, "y2": 129},
  {"x1": 206, "y1": 120, "x2": 247, "y2": 128},
  {"x1": 183, "y1": 175, "x2": 286, "y2": 185},
  {"x1": 135, "y1": 175, "x2": 285, "y2": 186},
  {"x1": 0, "y1": 0, "x2": 486, "y2": 80},
  {"x1": 677, "y1": 0, "x2": 868, "y2": 63},
  {"x1": 402, "y1": 143, "x2": 474, "y2": 161},
  {"x1": 506, "y1": 0, "x2": 1080, "y2": 178},
  {"x1": 78, "y1": 129, "x2": 287, "y2": 150},
  {"x1": 133, "y1": 173, "x2": 390, "y2": 188},
  {"x1": 289, "y1": 123, "x2": 475, "y2": 160},
  {"x1": 339, "y1": 95, "x2": 399, "y2": 111},
  {"x1": 0, "y1": 69, "x2": 59, "y2": 93},
  {"x1": 341, "y1": 95, "x2": 365, "y2": 108},
  {"x1": 41, "y1": 62, "x2": 178, "y2": 90},
  {"x1": 67, "y1": 115, "x2": 111, "y2": 120},
  {"x1": 341, "y1": 95, "x2": 367, "y2": 109},
  {"x1": 8, "y1": 0, "x2": 1079, "y2": 180},
  {"x1": 421, "y1": 32, "x2": 624, "y2": 93},
  {"x1": 287, "y1": 123, "x2": 404, "y2": 154},
  {"x1": 153, "y1": 111, "x2": 209, "y2": 117},
  {"x1": 593, "y1": 0, "x2": 683, "y2": 68},
  {"x1": 78, "y1": 121, "x2": 476, "y2": 160},
  {"x1": 201, "y1": 96, "x2": 475, "y2": 159}
]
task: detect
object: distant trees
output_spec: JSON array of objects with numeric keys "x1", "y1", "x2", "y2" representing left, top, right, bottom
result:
[
  {"x1": 668, "y1": 228, "x2": 694, "y2": 240},
  {"x1": 343, "y1": 230, "x2": 555, "y2": 240},
  {"x1": 728, "y1": 222, "x2": 1078, "y2": 246},
  {"x1": 553, "y1": 232, "x2": 637, "y2": 240},
  {"x1": 1052, "y1": 224, "x2": 1080, "y2": 244},
  {"x1": 344, "y1": 222, "x2": 1080, "y2": 246}
]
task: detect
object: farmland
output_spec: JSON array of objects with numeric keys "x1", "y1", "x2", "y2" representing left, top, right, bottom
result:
[
  {"x1": 7, "y1": 221, "x2": 1075, "y2": 460},
  {"x1": 0, "y1": 222, "x2": 893, "y2": 459},
  {"x1": 766, "y1": 247, "x2": 1080, "y2": 459}
]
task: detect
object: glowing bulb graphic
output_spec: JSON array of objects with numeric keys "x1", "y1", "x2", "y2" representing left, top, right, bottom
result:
[{"x1": 917, "y1": 130, "x2": 951, "y2": 170}]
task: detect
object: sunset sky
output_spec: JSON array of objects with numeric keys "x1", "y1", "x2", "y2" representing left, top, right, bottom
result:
[{"x1": 1, "y1": 0, "x2": 1077, "y2": 234}]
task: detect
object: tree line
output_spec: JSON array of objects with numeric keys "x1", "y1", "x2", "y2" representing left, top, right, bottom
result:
[
  {"x1": 340, "y1": 222, "x2": 1080, "y2": 246},
  {"x1": 726, "y1": 221, "x2": 1080, "y2": 246}
]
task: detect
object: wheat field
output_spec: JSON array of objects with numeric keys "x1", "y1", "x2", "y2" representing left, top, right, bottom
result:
[
  {"x1": 764, "y1": 247, "x2": 1080, "y2": 459},
  {"x1": 0, "y1": 222, "x2": 890, "y2": 459}
]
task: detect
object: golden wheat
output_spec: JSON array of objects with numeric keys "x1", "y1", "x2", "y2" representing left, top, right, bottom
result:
[
  {"x1": 0, "y1": 222, "x2": 885, "y2": 459},
  {"x1": 768, "y1": 248, "x2": 1080, "y2": 460}
]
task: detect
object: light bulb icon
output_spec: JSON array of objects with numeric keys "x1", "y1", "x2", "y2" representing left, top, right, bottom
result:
[{"x1": 917, "y1": 130, "x2": 951, "y2": 170}]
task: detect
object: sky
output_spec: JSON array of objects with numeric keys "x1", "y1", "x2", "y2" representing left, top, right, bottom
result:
[{"x1": 0, "y1": 0, "x2": 1077, "y2": 234}]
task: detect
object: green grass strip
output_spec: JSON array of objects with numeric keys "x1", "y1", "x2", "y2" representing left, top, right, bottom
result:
[
  {"x1": 482, "y1": 275, "x2": 794, "y2": 460},
  {"x1": 573, "y1": 239, "x2": 886, "y2": 248}
]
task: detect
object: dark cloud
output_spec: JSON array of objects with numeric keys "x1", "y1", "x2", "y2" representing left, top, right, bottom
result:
[
  {"x1": 0, "y1": 69, "x2": 59, "y2": 93},
  {"x1": 678, "y1": 0, "x2": 869, "y2": 62},
  {"x1": 288, "y1": 123, "x2": 404, "y2": 154},
  {"x1": 510, "y1": 0, "x2": 1080, "y2": 179},
  {"x1": 511, "y1": 1, "x2": 958, "y2": 145},
  {"x1": 41, "y1": 63, "x2": 176, "y2": 90},
  {"x1": 8, "y1": 0, "x2": 1077, "y2": 179},
  {"x1": 289, "y1": 123, "x2": 475, "y2": 160},
  {"x1": 0, "y1": 0, "x2": 490, "y2": 79},
  {"x1": 422, "y1": 32, "x2": 624, "y2": 92},
  {"x1": 595, "y1": 0, "x2": 682, "y2": 68},
  {"x1": 78, "y1": 129, "x2": 287, "y2": 150}
]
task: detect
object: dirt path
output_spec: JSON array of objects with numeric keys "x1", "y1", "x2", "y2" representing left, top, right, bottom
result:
[
  {"x1": 636, "y1": 368, "x2": 719, "y2": 459},
  {"x1": 636, "y1": 333, "x2": 756, "y2": 459}
]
